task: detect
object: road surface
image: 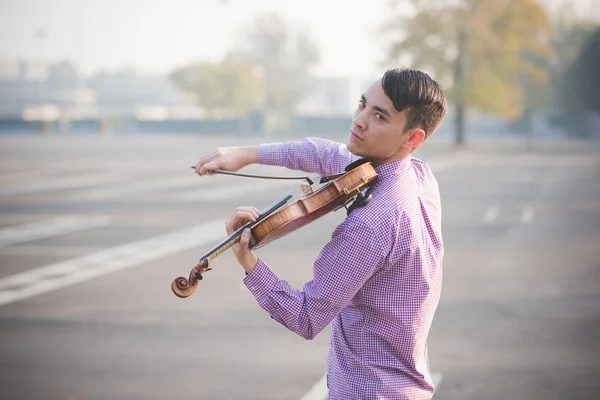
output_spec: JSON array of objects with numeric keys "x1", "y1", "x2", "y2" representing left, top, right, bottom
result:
[{"x1": 0, "y1": 134, "x2": 598, "y2": 399}]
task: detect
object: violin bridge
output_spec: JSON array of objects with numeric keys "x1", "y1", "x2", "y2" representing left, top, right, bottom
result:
[{"x1": 301, "y1": 184, "x2": 313, "y2": 195}]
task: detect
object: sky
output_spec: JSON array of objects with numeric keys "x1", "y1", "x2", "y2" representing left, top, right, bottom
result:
[
  {"x1": 0, "y1": 0, "x2": 396, "y2": 79},
  {"x1": 0, "y1": 0, "x2": 596, "y2": 79}
]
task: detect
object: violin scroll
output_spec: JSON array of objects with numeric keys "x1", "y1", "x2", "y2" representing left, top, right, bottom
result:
[{"x1": 171, "y1": 259, "x2": 212, "y2": 298}]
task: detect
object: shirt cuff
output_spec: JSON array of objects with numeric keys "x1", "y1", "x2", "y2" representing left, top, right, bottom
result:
[
  {"x1": 243, "y1": 258, "x2": 279, "y2": 304},
  {"x1": 257, "y1": 142, "x2": 288, "y2": 166}
]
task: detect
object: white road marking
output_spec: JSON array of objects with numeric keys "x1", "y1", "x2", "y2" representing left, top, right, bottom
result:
[
  {"x1": 0, "y1": 215, "x2": 110, "y2": 248},
  {"x1": 483, "y1": 206, "x2": 499, "y2": 223},
  {"x1": 299, "y1": 374, "x2": 328, "y2": 400},
  {"x1": 0, "y1": 219, "x2": 225, "y2": 307},
  {"x1": 176, "y1": 181, "x2": 285, "y2": 202},
  {"x1": 521, "y1": 207, "x2": 535, "y2": 223},
  {"x1": 299, "y1": 372, "x2": 444, "y2": 400},
  {"x1": 69, "y1": 176, "x2": 203, "y2": 201},
  {"x1": 0, "y1": 173, "x2": 129, "y2": 196},
  {"x1": 432, "y1": 372, "x2": 444, "y2": 390},
  {"x1": 0, "y1": 245, "x2": 103, "y2": 257}
]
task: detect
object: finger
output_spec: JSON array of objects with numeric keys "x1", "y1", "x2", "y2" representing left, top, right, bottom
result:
[
  {"x1": 225, "y1": 211, "x2": 257, "y2": 235},
  {"x1": 195, "y1": 153, "x2": 216, "y2": 175},
  {"x1": 198, "y1": 161, "x2": 218, "y2": 176},
  {"x1": 250, "y1": 207, "x2": 261, "y2": 219},
  {"x1": 225, "y1": 218, "x2": 235, "y2": 235},
  {"x1": 237, "y1": 206, "x2": 261, "y2": 220},
  {"x1": 240, "y1": 228, "x2": 251, "y2": 249},
  {"x1": 234, "y1": 211, "x2": 257, "y2": 226},
  {"x1": 227, "y1": 219, "x2": 250, "y2": 237}
]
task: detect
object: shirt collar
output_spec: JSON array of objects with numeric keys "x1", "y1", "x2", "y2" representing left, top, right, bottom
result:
[{"x1": 374, "y1": 156, "x2": 412, "y2": 178}]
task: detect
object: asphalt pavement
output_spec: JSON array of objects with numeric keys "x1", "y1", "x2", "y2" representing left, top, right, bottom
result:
[{"x1": 0, "y1": 134, "x2": 598, "y2": 400}]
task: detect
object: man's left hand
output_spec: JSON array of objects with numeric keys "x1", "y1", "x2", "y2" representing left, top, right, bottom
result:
[{"x1": 225, "y1": 206, "x2": 260, "y2": 273}]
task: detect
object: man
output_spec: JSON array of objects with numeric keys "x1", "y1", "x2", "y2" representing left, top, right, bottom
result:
[{"x1": 194, "y1": 68, "x2": 447, "y2": 399}]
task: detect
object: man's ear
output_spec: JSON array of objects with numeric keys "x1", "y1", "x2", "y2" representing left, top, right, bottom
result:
[{"x1": 401, "y1": 128, "x2": 426, "y2": 149}]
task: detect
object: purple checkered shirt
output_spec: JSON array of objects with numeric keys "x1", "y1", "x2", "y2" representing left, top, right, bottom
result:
[{"x1": 243, "y1": 137, "x2": 444, "y2": 399}]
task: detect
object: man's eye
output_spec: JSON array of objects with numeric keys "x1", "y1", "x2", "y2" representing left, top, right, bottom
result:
[
  {"x1": 375, "y1": 113, "x2": 384, "y2": 120},
  {"x1": 358, "y1": 100, "x2": 365, "y2": 107}
]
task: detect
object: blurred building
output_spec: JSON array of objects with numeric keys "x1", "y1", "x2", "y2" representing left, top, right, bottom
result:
[
  {"x1": 0, "y1": 59, "x2": 197, "y2": 122},
  {"x1": 0, "y1": 60, "x2": 370, "y2": 120},
  {"x1": 295, "y1": 76, "x2": 369, "y2": 116},
  {"x1": 0, "y1": 59, "x2": 369, "y2": 126}
]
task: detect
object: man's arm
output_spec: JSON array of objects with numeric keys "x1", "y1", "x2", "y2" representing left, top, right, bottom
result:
[
  {"x1": 242, "y1": 217, "x2": 386, "y2": 340},
  {"x1": 195, "y1": 136, "x2": 358, "y2": 178},
  {"x1": 257, "y1": 137, "x2": 360, "y2": 176}
]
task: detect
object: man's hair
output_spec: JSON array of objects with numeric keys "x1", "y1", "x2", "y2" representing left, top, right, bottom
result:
[{"x1": 381, "y1": 68, "x2": 447, "y2": 138}]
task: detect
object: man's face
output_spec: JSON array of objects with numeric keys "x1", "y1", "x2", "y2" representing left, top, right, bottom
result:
[{"x1": 347, "y1": 79, "x2": 417, "y2": 164}]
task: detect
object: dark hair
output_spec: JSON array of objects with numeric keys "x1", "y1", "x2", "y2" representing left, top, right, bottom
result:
[{"x1": 381, "y1": 68, "x2": 447, "y2": 138}]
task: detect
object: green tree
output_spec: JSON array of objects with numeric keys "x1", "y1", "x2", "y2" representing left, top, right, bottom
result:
[
  {"x1": 381, "y1": 0, "x2": 552, "y2": 145},
  {"x1": 170, "y1": 55, "x2": 265, "y2": 117},
  {"x1": 572, "y1": 28, "x2": 600, "y2": 113},
  {"x1": 552, "y1": 26, "x2": 600, "y2": 137},
  {"x1": 233, "y1": 12, "x2": 320, "y2": 133},
  {"x1": 549, "y1": 13, "x2": 598, "y2": 111}
]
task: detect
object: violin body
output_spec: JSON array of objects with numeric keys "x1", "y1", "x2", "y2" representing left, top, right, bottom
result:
[
  {"x1": 250, "y1": 161, "x2": 377, "y2": 249},
  {"x1": 171, "y1": 159, "x2": 378, "y2": 298}
]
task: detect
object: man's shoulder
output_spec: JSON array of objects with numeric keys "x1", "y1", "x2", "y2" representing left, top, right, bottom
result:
[
  {"x1": 343, "y1": 195, "x2": 398, "y2": 246},
  {"x1": 410, "y1": 156, "x2": 434, "y2": 174}
]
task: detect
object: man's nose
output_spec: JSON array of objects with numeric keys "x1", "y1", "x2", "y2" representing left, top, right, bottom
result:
[{"x1": 352, "y1": 111, "x2": 366, "y2": 130}]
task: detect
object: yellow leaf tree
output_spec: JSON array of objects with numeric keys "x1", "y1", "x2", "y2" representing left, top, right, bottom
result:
[{"x1": 382, "y1": 0, "x2": 552, "y2": 144}]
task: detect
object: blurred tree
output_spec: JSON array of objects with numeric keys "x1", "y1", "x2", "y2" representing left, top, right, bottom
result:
[
  {"x1": 170, "y1": 55, "x2": 265, "y2": 117},
  {"x1": 548, "y1": 11, "x2": 598, "y2": 112},
  {"x1": 531, "y1": 3, "x2": 599, "y2": 137},
  {"x1": 233, "y1": 12, "x2": 320, "y2": 133},
  {"x1": 381, "y1": 0, "x2": 552, "y2": 145},
  {"x1": 552, "y1": 25, "x2": 600, "y2": 137},
  {"x1": 571, "y1": 28, "x2": 600, "y2": 113}
]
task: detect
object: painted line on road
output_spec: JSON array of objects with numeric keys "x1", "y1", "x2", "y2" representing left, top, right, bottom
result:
[
  {"x1": 69, "y1": 176, "x2": 204, "y2": 201},
  {"x1": 299, "y1": 372, "x2": 444, "y2": 400},
  {"x1": 299, "y1": 374, "x2": 328, "y2": 400},
  {"x1": 0, "y1": 245, "x2": 104, "y2": 257},
  {"x1": 483, "y1": 206, "x2": 499, "y2": 223},
  {"x1": 49, "y1": 157, "x2": 461, "y2": 203},
  {"x1": 0, "y1": 173, "x2": 129, "y2": 197},
  {"x1": 0, "y1": 219, "x2": 225, "y2": 307},
  {"x1": 0, "y1": 215, "x2": 110, "y2": 249},
  {"x1": 433, "y1": 372, "x2": 444, "y2": 391},
  {"x1": 521, "y1": 206, "x2": 535, "y2": 223},
  {"x1": 176, "y1": 181, "x2": 288, "y2": 202}
]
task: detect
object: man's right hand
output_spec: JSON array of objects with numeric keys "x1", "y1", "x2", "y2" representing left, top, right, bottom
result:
[{"x1": 194, "y1": 146, "x2": 258, "y2": 176}]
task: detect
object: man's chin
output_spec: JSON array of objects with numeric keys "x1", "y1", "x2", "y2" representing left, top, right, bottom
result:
[
  {"x1": 347, "y1": 143, "x2": 365, "y2": 158},
  {"x1": 346, "y1": 140, "x2": 358, "y2": 154}
]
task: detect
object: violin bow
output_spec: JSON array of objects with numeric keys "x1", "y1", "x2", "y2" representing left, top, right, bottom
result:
[{"x1": 190, "y1": 166, "x2": 315, "y2": 185}]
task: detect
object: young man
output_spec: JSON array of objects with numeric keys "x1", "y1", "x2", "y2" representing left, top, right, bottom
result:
[{"x1": 194, "y1": 68, "x2": 447, "y2": 399}]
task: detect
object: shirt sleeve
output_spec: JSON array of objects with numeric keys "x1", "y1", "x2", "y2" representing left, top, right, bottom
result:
[
  {"x1": 257, "y1": 136, "x2": 360, "y2": 177},
  {"x1": 242, "y1": 217, "x2": 386, "y2": 340}
]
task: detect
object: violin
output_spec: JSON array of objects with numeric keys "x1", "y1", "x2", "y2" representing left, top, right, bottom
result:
[{"x1": 171, "y1": 158, "x2": 378, "y2": 299}]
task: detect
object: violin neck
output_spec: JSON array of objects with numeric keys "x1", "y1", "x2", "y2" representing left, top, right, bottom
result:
[
  {"x1": 198, "y1": 194, "x2": 293, "y2": 265},
  {"x1": 202, "y1": 234, "x2": 241, "y2": 263}
]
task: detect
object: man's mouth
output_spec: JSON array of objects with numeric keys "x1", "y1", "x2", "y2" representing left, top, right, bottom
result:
[{"x1": 350, "y1": 130, "x2": 363, "y2": 141}]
